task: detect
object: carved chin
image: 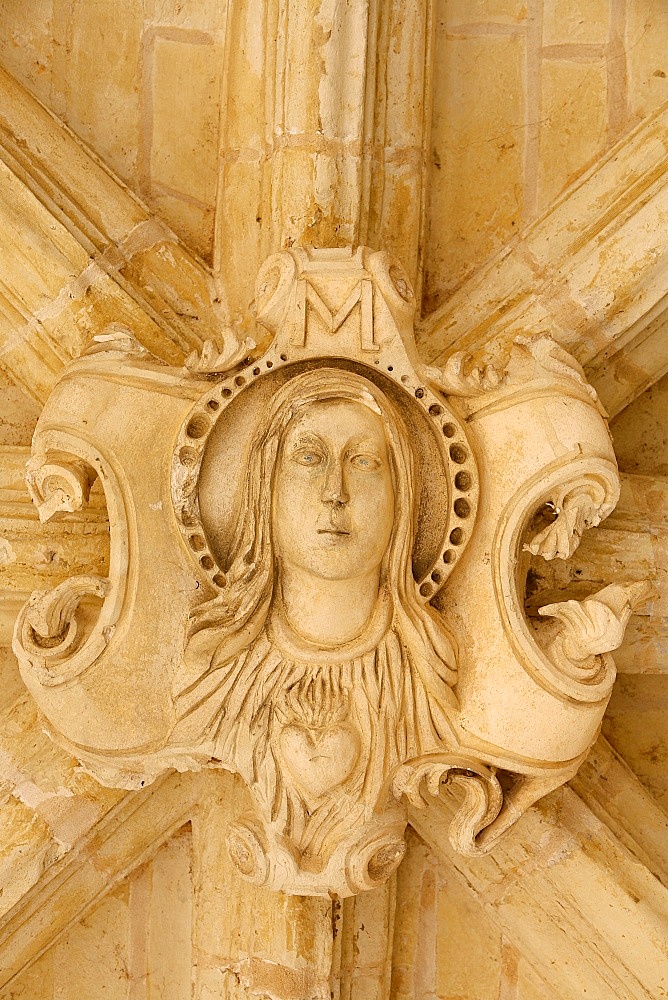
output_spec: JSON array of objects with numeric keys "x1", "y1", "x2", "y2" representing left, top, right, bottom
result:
[{"x1": 289, "y1": 540, "x2": 377, "y2": 581}]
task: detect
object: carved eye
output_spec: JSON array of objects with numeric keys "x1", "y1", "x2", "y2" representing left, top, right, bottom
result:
[
  {"x1": 293, "y1": 449, "x2": 324, "y2": 467},
  {"x1": 350, "y1": 453, "x2": 381, "y2": 471}
]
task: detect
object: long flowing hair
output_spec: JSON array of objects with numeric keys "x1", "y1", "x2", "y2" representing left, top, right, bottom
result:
[{"x1": 182, "y1": 367, "x2": 456, "y2": 697}]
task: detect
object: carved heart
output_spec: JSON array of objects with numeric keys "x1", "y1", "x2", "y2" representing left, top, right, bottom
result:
[{"x1": 279, "y1": 723, "x2": 360, "y2": 799}]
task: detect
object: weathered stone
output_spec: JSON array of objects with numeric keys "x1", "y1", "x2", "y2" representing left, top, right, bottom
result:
[
  {"x1": 411, "y1": 772, "x2": 668, "y2": 1000},
  {"x1": 0, "y1": 1, "x2": 667, "y2": 994}
]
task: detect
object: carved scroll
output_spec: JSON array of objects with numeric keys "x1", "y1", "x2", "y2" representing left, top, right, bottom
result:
[
  {"x1": 393, "y1": 753, "x2": 503, "y2": 857},
  {"x1": 184, "y1": 327, "x2": 256, "y2": 375},
  {"x1": 419, "y1": 353, "x2": 505, "y2": 397},
  {"x1": 525, "y1": 485, "x2": 606, "y2": 560},
  {"x1": 15, "y1": 576, "x2": 110, "y2": 685},
  {"x1": 12, "y1": 250, "x2": 650, "y2": 898},
  {"x1": 25, "y1": 453, "x2": 93, "y2": 523},
  {"x1": 538, "y1": 581, "x2": 654, "y2": 684},
  {"x1": 514, "y1": 334, "x2": 599, "y2": 404}
]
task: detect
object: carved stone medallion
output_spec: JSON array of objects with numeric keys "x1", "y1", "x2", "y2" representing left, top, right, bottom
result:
[{"x1": 12, "y1": 247, "x2": 649, "y2": 897}]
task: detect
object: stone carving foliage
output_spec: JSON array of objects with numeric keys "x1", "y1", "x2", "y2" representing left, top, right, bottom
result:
[
  {"x1": 15, "y1": 576, "x2": 109, "y2": 684},
  {"x1": 12, "y1": 247, "x2": 649, "y2": 897},
  {"x1": 524, "y1": 486, "x2": 606, "y2": 561},
  {"x1": 538, "y1": 581, "x2": 653, "y2": 685},
  {"x1": 25, "y1": 453, "x2": 93, "y2": 522}
]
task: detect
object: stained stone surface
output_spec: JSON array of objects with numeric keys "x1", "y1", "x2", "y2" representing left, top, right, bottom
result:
[{"x1": 0, "y1": 0, "x2": 667, "y2": 997}]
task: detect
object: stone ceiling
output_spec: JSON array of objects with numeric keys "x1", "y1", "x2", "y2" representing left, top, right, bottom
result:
[{"x1": 0, "y1": 2, "x2": 666, "y2": 998}]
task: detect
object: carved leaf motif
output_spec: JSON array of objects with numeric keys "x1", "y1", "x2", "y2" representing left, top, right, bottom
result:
[
  {"x1": 419, "y1": 353, "x2": 505, "y2": 397},
  {"x1": 539, "y1": 581, "x2": 654, "y2": 680},
  {"x1": 25, "y1": 454, "x2": 92, "y2": 523},
  {"x1": 525, "y1": 490, "x2": 602, "y2": 561},
  {"x1": 514, "y1": 334, "x2": 598, "y2": 401},
  {"x1": 447, "y1": 772, "x2": 504, "y2": 857},
  {"x1": 392, "y1": 753, "x2": 503, "y2": 856},
  {"x1": 184, "y1": 328, "x2": 256, "y2": 374},
  {"x1": 19, "y1": 575, "x2": 110, "y2": 662},
  {"x1": 85, "y1": 323, "x2": 151, "y2": 357}
]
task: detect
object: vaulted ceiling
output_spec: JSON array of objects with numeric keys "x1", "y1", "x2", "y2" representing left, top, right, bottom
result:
[{"x1": 0, "y1": 3, "x2": 667, "y2": 998}]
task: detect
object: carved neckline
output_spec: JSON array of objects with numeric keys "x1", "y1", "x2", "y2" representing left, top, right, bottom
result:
[{"x1": 267, "y1": 584, "x2": 393, "y2": 663}]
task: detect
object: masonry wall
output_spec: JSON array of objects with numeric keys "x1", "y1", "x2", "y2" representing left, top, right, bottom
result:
[
  {"x1": 1, "y1": 828, "x2": 557, "y2": 1000},
  {"x1": 0, "y1": 2, "x2": 666, "y2": 997},
  {"x1": 0, "y1": 829, "x2": 193, "y2": 1000},
  {"x1": 424, "y1": 0, "x2": 668, "y2": 310},
  {"x1": 0, "y1": 0, "x2": 227, "y2": 262},
  {"x1": 1, "y1": 1, "x2": 665, "y2": 306}
]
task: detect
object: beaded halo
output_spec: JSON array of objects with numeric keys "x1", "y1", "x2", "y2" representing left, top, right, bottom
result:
[{"x1": 171, "y1": 247, "x2": 479, "y2": 604}]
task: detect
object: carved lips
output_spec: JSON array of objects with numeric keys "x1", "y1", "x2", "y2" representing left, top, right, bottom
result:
[
  {"x1": 279, "y1": 722, "x2": 360, "y2": 799},
  {"x1": 316, "y1": 509, "x2": 351, "y2": 541}
]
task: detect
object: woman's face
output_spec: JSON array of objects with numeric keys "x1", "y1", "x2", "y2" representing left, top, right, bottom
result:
[{"x1": 273, "y1": 398, "x2": 395, "y2": 581}]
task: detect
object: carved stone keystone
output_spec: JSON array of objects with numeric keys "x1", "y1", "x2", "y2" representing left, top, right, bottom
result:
[{"x1": 12, "y1": 247, "x2": 648, "y2": 897}]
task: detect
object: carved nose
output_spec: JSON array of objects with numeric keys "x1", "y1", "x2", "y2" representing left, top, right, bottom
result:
[{"x1": 321, "y1": 460, "x2": 349, "y2": 505}]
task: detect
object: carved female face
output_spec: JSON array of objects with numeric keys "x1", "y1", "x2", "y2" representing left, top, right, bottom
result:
[{"x1": 272, "y1": 399, "x2": 395, "y2": 581}]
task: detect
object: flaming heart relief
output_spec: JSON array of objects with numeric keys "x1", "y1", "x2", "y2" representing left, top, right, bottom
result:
[{"x1": 13, "y1": 247, "x2": 650, "y2": 897}]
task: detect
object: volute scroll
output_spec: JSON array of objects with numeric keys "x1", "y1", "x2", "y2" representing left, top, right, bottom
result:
[
  {"x1": 13, "y1": 411, "x2": 175, "y2": 749},
  {"x1": 497, "y1": 458, "x2": 622, "y2": 704},
  {"x1": 25, "y1": 451, "x2": 94, "y2": 523},
  {"x1": 13, "y1": 433, "x2": 126, "y2": 695},
  {"x1": 525, "y1": 481, "x2": 613, "y2": 562},
  {"x1": 14, "y1": 575, "x2": 110, "y2": 686},
  {"x1": 11, "y1": 246, "x2": 650, "y2": 898}
]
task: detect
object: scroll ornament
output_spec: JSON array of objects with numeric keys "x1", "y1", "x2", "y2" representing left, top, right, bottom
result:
[{"x1": 12, "y1": 247, "x2": 650, "y2": 897}]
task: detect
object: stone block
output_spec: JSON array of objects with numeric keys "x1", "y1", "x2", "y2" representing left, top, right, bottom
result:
[
  {"x1": 0, "y1": 380, "x2": 40, "y2": 447},
  {"x1": 150, "y1": 35, "x2": 222, "y2": 207},
  {"x1": 626, "y1": 0, "x2": 668, "y2": 120},
  {"x1": 0, "y1": 163, "x2": 90, "y2": 305},
  {"x1": 0, "y1": 947, "x2": 53, "y2": 999},
  {"x1": 377, "y1": 2, "x2": 430, "y2": 148},
  {"x1": 144, "y1": 0, "x2": 228, "y2": 33},
  {"x1": 0, "y1": 0, "x2": 54, "y2": 110},
  {"x1": 0, "y1": 794, "x2": 56, "y2": 918},
  {"x1": 220, "y1": 0, "x2": 268, "y2": 151},
  {"x1": 149, "y1": 191, "x2": 215, "y2": 265},
  {"x1": 603, "y1": 675, "x2": 668, "y2": 812},
  {"x1": 445, "y1": 0, "x2": 529, "y2": 26},
  {"x1": 216, "y1": 159, "x2": 266, "y2": 318},
  {"x1": 426, "y1": 32, "x2": 525, "y2": 306},
  {"x1": 272, "y1": 147, "x2": 319, "y2": 246},
  {"x1": 0, "y1": 648, "x2": 24, "y2": 714},
  {"x1": 435, "y1": 864, "x2": 505, "y2": 999},
  {"x1": 543, "y1": 0, "x2": 610, "y2": 46},
  {"x1": 612, "y1": 373, "x2": 668, "y2": 478},
  {"x1": 516, "y1": 959, "x2": 557, "y2": 999},
  {"x1": 63, "y1": 0, "x2": 142, "y2": 188},
  {"x1": 51, "y1": 886, "x2": 130, "y2": 1000},
  {"x1": 339, "y1": 882, "x2": 394, "y2": 999},
  {"x1": 537, "y1": 58, "x2": 608, "y2": 211},
  {"x1": 144, "y1": 830, "x2": 193, "y2": 1000}
]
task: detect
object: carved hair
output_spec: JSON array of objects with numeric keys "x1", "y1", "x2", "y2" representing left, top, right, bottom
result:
[{"x1": 184, "y1": 367, "x2": 456, "y2": 694}]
